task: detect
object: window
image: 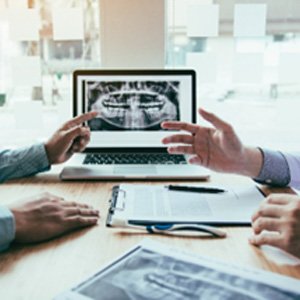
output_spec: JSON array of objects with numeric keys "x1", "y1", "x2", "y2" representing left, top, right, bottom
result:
[
  {"x1": 0, "y1": 0, "x2": 299, "y2": 151},
  {"x1": 0, "y1": 0, "x2": 100, "y2": 146},
  {"x1": 166, "y1": 0, "x2": 300, "y2": 151}
]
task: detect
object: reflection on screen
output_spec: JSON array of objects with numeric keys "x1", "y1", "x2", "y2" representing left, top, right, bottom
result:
[{"x1": 86, "y1": 81, "x2": 180, "y2": 131}]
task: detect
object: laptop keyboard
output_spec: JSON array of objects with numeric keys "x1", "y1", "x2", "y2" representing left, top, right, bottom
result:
[{"x1": 83, "y1": 153, "x2": 187, "y2": 165}]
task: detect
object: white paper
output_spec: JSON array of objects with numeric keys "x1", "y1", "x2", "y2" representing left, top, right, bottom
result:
[
  {"x1": 187, "y1": 4, "x2": 219, "y2": 37},
  {"x1": 186, "y1": 52, "x2": 217, "y2": 83},
  {"x1": 279, "y1": 53, "x2": 300, "y2": 84},
  {"x1": 234, "y1": 4, "x2": 267, "y2": 38},
  {"x1": 112, "y1": 184, "x2": 264, "y2": 224},
  {"x1": 8, "y1": 9, "x2": 39, "y2": 41},
  {"x1": 233, "y1": 54, "x2": 264, "y2": 84},
  {"x1": 52, "y1": 8, "x2": 84, "y2": 41},
  {"x1": 13, "y1": 101, "x2": 43, "y2": 130},
  {"x1": 11, "y1": 56, "x2": 42, "y2": 87},
  {"x1": 7, "y1": 0, "x2": 27, "y2": 8}
]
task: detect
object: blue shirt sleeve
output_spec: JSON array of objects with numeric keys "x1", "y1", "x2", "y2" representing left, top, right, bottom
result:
[
  {"x1": 253, "y1": 148, "x2": 291, "y2": 187},
  {"x1": 281, "y1": 152, "x2": 300, "y2": 189},
  {"x1": 0, "y1": 143, "x2": 50, "y2": 183},
  {"x1": 0, "y1": 206, "x2": 15, "y2": 252}
]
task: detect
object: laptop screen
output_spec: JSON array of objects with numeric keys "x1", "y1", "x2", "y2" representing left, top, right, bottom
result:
[{"x1": 74, "y1": 70, "x2": 196, "y2": 148}]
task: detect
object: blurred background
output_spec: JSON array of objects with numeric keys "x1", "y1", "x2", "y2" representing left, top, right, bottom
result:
[{"x1": 0, "y1": 0, "x2": 299, "y2": 151}]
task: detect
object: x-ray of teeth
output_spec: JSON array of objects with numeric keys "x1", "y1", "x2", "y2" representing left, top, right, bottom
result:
[
  {"x1": 86, "y1": 81, "x2": 180, "y2": 131},
  {"x1": 77, "y1": 248, "x2": 299, "y2": 300}
]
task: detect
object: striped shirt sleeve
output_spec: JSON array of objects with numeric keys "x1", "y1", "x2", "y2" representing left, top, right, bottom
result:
[
  {"x1": 0, "y1": 143, "x2": 50, "y2": 251},
  {"x1": 0, "y1": 206, "x2": 15, "y2": 252},
  {"x1": 0, "y1": 143, "x2": 50, "y2": 183}
]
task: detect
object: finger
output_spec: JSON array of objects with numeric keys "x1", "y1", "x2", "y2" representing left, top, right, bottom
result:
[
  {"x1": 162, "y1": 134, "x2": 194, "y2": 145},
  {"x1": 62, "y1": 111, "x2": 97, "y2": 130},
  {"x1": 252, "y1": 217, "x2": 281, "y2": 234},
  {"x1": 72, "y1": 135, "x2": 90, "y2": 153},
  {"x1": 64, "y1": 126, "x2": 89, "y2": 144},
  {"x1": 62, "y1": 201, "x2": 93, "y2": 209},
  {"x1": 199, "y1": 108, "x2": 233, "y2": 132},
  {"x1": 249, "y1": 232, "x2": 283, "y2": 248},
  {"x1": 251, "y1": 204, "x2": 283, "y2": 223},
  {"x1": 161, "y1": 121, "x2": 199, "y2": 134},
  {"x1": 167, "y1": 146, "x2": 194, "y2": 155},
  {"x1": 67, "y1": 216, "x2": 99, "y2": 228},
  {"x1": 72, "y1": 129, "x2": 90, "y2": 145},
  {"x1": 65, "y1": 207, "x2": 100, "y2": 217},
  {"x1": 188, "y1": 156, "x2": 203, "y2": 165},
  {"x1": 265, "y1": 194, "x2": 291, "y2": 205}
]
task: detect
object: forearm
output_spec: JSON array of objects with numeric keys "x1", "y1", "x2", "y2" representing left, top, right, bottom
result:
[
  {"x1": 238, "y1": 146, "x2": 263, "y2": 178},
  {"x1": 0, "y1": 143, "x2": 50, "y2": 183},
  {"x1": 0, "y1": 206, "x2": 15, "y2": 252}
]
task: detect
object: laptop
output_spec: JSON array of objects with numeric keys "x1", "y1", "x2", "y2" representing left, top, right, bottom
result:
[{"x1": 60, "y1": 70, "x2": 210, "y2": 180}]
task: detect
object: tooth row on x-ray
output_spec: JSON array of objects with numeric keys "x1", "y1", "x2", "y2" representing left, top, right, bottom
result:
[{"x1": 87, "y1": 81, "x2": 180, "y2": 131}]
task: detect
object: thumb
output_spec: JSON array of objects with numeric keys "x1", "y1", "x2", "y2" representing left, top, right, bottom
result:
[{"x1": 199, "y1": 108, "x2": 233, "y2": 132}]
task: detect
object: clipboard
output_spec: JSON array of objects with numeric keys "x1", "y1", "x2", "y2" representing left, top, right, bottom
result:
[
  {"x1": 106, "y1": 185, "x2": 126, "y2": 227},
  {"x1": 106, "y1": 184, "x2": 266, "y2": 227}
]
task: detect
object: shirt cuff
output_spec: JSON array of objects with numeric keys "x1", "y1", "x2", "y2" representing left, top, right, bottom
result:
[
  {"x1": 253, "y1": 148, "x2": 290, "y2": 187},
  {"x1": 281, "y1": 152, "x2": 300, "y2": 189},
  {"x1": 20, "y1": 143, "x2": 51, "y2": 176},
  {"x1": 0, "y1": 206, "x2": 15, "y2": 252}
]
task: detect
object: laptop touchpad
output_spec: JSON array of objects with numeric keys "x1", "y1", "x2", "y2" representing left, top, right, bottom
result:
[{"x1": 114, "y1": 166, "x2": 157, "y2": 175}]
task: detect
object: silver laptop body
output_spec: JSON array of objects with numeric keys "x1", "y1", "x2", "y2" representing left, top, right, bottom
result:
[{"x1": 60, "y1": 70, "x2": 210, "y2": 180}]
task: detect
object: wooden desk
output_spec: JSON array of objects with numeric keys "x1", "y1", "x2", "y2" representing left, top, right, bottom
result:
[{"x1": 0, "y1": 172, "x2": 299, "y2": 300}]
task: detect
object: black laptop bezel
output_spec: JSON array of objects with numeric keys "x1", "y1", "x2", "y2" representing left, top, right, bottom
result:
[{"x1": 73, "y1": 69, "x2": 197, "y2": 153}]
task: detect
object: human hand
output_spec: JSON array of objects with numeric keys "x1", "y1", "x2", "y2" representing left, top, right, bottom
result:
[
  {"x1": 45, "y1": 111, "x2": 97, "y2": 164},
  {"x1": 250, "y1": 194, "x2": 300, "y2": 258},
  {"x1": 161, "y1": 108, "x2": 262, "y2": 177},
  {"x1": 8, "y1": 193, "x2": 100, "y2": 243}
]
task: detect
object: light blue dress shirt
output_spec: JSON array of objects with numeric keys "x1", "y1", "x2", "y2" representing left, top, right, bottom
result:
[{"x1": 0, "y1": 143, "x2": 50, "y2": 251}]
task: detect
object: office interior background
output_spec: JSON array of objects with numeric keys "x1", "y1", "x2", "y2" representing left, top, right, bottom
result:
[{"x1": 0, "y1": 0, "x2": 299, "y2": 151}]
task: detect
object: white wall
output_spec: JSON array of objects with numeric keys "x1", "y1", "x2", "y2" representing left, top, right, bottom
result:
[{"x1": 99, "y1": 0, "x2": 165, "y2": 69}]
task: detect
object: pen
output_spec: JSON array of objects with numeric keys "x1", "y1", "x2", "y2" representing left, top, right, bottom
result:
[
  {"x1": 110, "y1": 219, "x2": 227, "y2": 238},
  {"x1": 167, "y1": 185, "x2": 226, "y2": 194}
]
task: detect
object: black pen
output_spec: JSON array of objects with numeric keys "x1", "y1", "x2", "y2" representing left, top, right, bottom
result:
[{"x1": 167, "y1": 185, "x2": 226, "y2": 194}]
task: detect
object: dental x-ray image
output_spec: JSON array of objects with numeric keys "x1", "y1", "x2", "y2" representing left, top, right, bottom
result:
[
  {"x1": 86, "y1": 81, "x2": 180, "y2": 131},
  {"x1": 75, "y1": 248, "x2": 300, "y2": 300}
]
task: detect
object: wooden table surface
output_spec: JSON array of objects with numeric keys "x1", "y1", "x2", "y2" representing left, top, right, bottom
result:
[{"x1": 0, "y1": 171, "x2": 300, "y2": 300}]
